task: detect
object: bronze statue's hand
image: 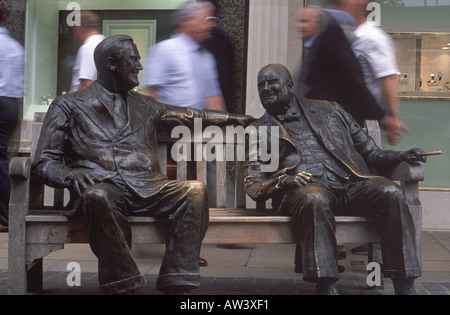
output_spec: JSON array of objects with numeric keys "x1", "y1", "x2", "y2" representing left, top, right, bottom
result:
[
  {"x1": 282, "y1": 172, "x2": 314, "y2": 188},
  {"x1": 400, "y1": 148, "x2": 427, "y2": 163},
  {"x1": 69, "y1": 170, "x2": 95, "y2": 196},
  {"x1": 294, "y1": 172, "x2": 315, "y2": 186}
]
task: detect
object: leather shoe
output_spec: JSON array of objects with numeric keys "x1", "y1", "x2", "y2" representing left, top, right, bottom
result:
[
  {"x1": 0, "y1": 224, "x2": 8, "y2": 233},
  {"x1": 199, "y1": 257, "x2": 208, "y2": 267},
  {"x1": 393, "y1": 278, "x2": 417, "y2": 295},
  {"x1": 316, "y1": 279, "x2": 339, "y2": 295}
]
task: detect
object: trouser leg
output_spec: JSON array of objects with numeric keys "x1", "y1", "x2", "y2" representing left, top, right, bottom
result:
[
  {"x1": 84, "y1": 180, "x2": 208, "y2": 294},
  {"x1": 345, "y1": 177, "x2": 421, "y2": 279},
  {"x1": 128, "y1": 180, "x2": 209, "y2": 291},
  {"x1": 283, "y1": 184, "x2": 339, "y2": 282},
  {"x1": 84, "y1": 183, "x2": 146, "y2": 295},
  {"x1": 151, "y1": 181, "x2": 209, "y2": 291}
]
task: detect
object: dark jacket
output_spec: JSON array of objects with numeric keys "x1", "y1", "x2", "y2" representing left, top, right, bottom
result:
[
  {"x1": 244, "y1": 97, "x2": 402, "y2": 205},
  {"x1": 296, "y1": 12, "x2": 385, "y2": 124}
]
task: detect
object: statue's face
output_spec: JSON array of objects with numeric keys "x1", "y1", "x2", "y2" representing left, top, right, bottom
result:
[
  {"x1": 257, "y1": 67, "x2": 293, "y2": 115},
  {"x1": 114, "y1": 41, "x2": 143, "y2": 91}
]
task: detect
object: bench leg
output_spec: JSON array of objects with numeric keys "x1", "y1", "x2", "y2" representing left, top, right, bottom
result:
[{"x1": 27, "y1": 258, "x2": 43, "y2": 293}]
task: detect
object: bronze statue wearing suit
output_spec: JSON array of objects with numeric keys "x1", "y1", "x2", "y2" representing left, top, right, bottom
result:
[
  {"x1": 245, "y1": 64, "x2": 426, "y2": 295},
  {"x1": 32, "y1": 35, "x2": 250, "y2": 295}
]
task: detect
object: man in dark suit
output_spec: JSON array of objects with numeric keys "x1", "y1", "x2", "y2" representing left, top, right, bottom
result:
[
  {"x1": 32, "y1": 35, "x2": 251, "y2": 295},
  {"x1": 244, "y1": 64, "x2": 426, "y2": 295},
  {"x1": 295, "y1": 6, "x2": 384, "y2": 125}
]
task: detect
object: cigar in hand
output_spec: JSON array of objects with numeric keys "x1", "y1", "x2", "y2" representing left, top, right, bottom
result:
[{"x1": 419, "y1": 151, "x2": 442, "y2": 156}]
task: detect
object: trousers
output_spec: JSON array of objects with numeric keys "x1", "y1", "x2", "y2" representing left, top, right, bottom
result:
[
  {"x1": 279, "y1": 176, "x2": 421, "y2": 282},
  {"x1": 0, "y1": 97, "x2": 19, "y2": 226},
  {"x1": 83, "y1": 179, "x2": 209, "y2": 294}
]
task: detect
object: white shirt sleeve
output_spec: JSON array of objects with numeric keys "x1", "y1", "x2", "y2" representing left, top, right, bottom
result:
[
  {"x1": 362, "y1": 31, "x2": 398, "y2": 80},
  {"x1": 77, "y1": 44, "x2": 98, "y2": 81}
]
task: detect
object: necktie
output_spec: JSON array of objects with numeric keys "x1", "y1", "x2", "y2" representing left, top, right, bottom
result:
[
  {"x1": 113, "y1": 95, "x2": 127, "y2": 129},
  {"x1": 277, "y1": 112, "x2": 301, "y2": 122}
]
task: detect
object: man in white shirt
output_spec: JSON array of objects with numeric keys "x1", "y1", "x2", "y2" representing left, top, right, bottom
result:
[
  {"x1": 144, "y1": 1, "x2": 226, "y2": 112},
  {"x1": 0, "y1": 5, "x2": 25, "y2": 232},
  {"x1": 71, "y1": 11, "x2": 105, "y2": 92},
  {"x1": 338, "y1": 0, "x2": 407, "y2": 145}
]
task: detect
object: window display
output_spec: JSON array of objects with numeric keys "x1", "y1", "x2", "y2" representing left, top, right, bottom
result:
[{"x1": 391, "y1": 33, "x2": 450, "y2": 97}]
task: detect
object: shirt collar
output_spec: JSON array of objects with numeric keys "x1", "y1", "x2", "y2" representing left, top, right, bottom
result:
[
  {"x1": 304, "y1": 33, "x2": 319, "y2": 48},
  {"x1": 82, "y1": 33, "x2": 105, "y2": 45},
  {"x1": 94, "y1": 81, "x2": 124, "y2": 104},
  {"x1": 0, "y1": 27, "x2": 9, "y2": 36}
]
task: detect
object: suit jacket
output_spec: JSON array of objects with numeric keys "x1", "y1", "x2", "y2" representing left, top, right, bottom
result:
[
  {"x1": 244, "y1": 97, "x2": 402, "y2": 205},
  {"x1": 32, "y1": 82, "x2": 231, "y2": 202},
  {"x1": 296, "y1": 11, "x2": 385, "y2": 124}
]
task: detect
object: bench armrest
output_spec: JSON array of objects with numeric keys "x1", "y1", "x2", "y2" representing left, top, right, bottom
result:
[
  {"x1": 389, "y1": 162, "x2": 424, "y2": 182},
  {"x1": 9, "y1": 157, "x2": 31, "y2": 179}
]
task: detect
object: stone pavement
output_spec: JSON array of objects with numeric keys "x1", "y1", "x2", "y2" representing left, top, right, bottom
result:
[{"x1": 0, "y1": 231, "x2": 449, "y2": 295}]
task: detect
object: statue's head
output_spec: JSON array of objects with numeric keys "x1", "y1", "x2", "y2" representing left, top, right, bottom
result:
[
  {"x1": 94, "y1": 35, "x2": 143, "y2": 93},
  {"x1": 257, "y1": 64, "x2": 294, "y2": 116}
]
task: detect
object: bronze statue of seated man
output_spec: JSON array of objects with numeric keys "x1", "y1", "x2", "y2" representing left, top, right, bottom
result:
[
  {"x1": 31, "y1": 35, "x2": 251, "y2": 295},
  {"x1": 244, "y1": 64, "x2": 427, "y2": 295}
]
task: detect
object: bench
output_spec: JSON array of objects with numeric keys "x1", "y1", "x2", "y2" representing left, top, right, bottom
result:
[{"x1": 7, "y1": 113, "x2": 424, "y2": 294}]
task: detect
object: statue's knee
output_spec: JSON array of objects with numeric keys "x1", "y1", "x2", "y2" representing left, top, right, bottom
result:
[
  {"x1": 187, "y1": 181, "x2": 208, "y2": 198},
  {"x1": 82, "y1": 184, "x2": 114, "y2": 215},
  {"x1": 378, "y1": 181, "x2": 404, "y2": 203},
  {"x1": 83, "y1": 185, "x2": 107, "y2": 203},
  {"x1": 302, "y1": 191, "x2": 330, "y2": 208},
  {"x1": 289, "y1": 189, "x2": 332, "y2": 218}
]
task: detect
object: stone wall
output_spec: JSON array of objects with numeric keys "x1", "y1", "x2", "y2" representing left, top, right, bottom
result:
[{"x1": 214, "y1": 0, "x2": 249, "y2": 114}]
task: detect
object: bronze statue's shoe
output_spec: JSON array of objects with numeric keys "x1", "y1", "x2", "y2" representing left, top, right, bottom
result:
[
  {"x1": 0, "y1": 224, "x2": 8, "y2": 233},
  {"x1": 393, "y1": 278, "x2": 417, "y2": 295},
  {"x1": 316, "y1": 279, "x2": 339, "y2": 295}
]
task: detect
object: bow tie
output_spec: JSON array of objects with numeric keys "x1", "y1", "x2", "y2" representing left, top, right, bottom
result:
[{"x1": 277, "y1": 112, "x2": 301, "y2": 122}]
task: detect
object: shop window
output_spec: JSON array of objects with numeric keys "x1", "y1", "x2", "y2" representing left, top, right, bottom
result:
[
  {"x1": 24, "y1": 0, "x2": 184, "y2": 120},
  {"x1": 391, "y1": 33, "x2": 450, "y2": 98}
]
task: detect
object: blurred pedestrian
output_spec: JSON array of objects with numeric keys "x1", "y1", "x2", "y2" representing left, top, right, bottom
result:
[
  {"x1": 0, "y1": 5, "x2": 25, "y2": 232},
  {"x1": 144, "y1": 2, "x2": 227, "y2": 267},
  {"x1": 201, "y1": 0, "x2": 235, "y2": 111},
  {"x1": 70, "y1": 11, "x2": 105, "y2": 92},
  {"x1": 144, "y1": 1, "x2": 226, "y2": 111},
  {"x1": 336, "y1": 0, "x2": 407, "y2": 145},
  {"x1": 295, "y1": 6, "x2": 385, "y2": 125}
]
